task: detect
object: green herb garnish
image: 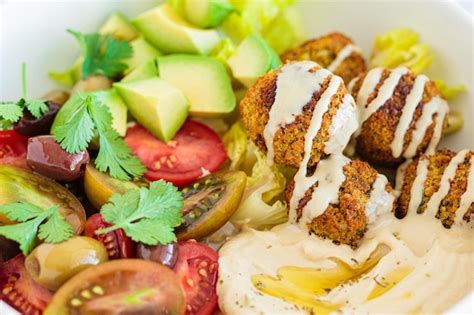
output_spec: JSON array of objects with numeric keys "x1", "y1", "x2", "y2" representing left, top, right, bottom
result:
[
  {"x1": 96, "y1": 180, "x2": 184, "y2": 245},
  {"x1": 52, "y1": 92, "x2": 145, "y2": 180},
  {"x1": 68, "y1": 29, "x2": 133, "y2": 80},
  {"x1": 0, "y1": 64, "x2": 48, "y2": 124},
  {"x1": 0, "y1": 202, "x2": 74, "y2": 255}
]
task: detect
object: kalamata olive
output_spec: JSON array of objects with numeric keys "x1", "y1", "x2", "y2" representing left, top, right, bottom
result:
[
  {"x1": 14, "y1": 101, "x2": 60, "y2": 137},
  {"x1": 136, "y1": 243, "x2": 179, "y2": 268},
  {"x1": 0, "y1": 235, "x2": 19, "y2": 263},
  {"x1": 26, "y1": 135, "x2": 89, "y2": 182},
  {"x1": 42, "y1": 90, "x2": 70, "y2": 105},
  {"x1": 24, "y1": 236, "x2": 108, "y2": 291}
]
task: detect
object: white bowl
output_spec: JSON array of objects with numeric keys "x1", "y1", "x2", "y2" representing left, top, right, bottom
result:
[{"x1": 0, "y1": 0, "x2": 472, "y2": 314}]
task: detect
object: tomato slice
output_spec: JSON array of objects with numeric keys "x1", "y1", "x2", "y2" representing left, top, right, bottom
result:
[
  {"x1": 174, "y1": 240, "x2": 219, "y2": 315},
  {"x1": 125, "y1": 120, "x2": 228, "y2": 187},
  {"x1": 44, "y1": 259, "x2": 185, "y2": 315},
  {"x1": 84, "y1": 213, "x2": 135, "y2": 259},
  {"x1": 0, "y1": 254, "x2": 52, "y2": 315},
  {"x1": 0, "y1": 130, "x2": 28, "y2": 168}
]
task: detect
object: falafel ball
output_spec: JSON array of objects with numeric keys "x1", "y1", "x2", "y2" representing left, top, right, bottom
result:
[
  {"x1": 281, "y1": 32, "x2": 367, "y2": 84},
  {"x1": 349, "y1": 67, "x2": 449, "y2": 168},
  {"x1": 286, "y1": 156, "x2": 395, "y2": 247},
  {"x1": 396, "y1": 148, "x2": 474, "y2": 228},
  {"x1": 240, "y1": 61, "x2": 358, "y2": 169}
]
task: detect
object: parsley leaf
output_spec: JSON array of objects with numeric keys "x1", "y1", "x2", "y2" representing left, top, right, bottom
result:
[
  {"x1": 52, "y1": 92, "x2": 145, "y2": 180},
  {"x1": 68, "y1": 29, "x2": 133, "y2": 80},
  {"x1": 97, "y1": 181, "x2": 184, "y2": 245},
  {"x1": 0, "y1": 203, "x2": 74, "y2": 255}
]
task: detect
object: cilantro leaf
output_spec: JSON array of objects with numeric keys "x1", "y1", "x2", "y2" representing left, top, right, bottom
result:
[
  {"x1": 68, "y1": 29, "x2": 133, "y2": 79},
  {"x1": 0, "y1": 102, "x2": 23, "y2": 122},
  {"x1": 0, "y1": 203, "x2": 75, "y2": 255},
  {"x1": 97, "y1": 181, "x2": 184, "y2": 245},
  {"x1": 52, "y1": 93, "x2": 95, "y2": 153},
  {"x1": 38, "y1": 207, "x2": 75, "y2": 243},
  {"x1": 25, "y1": 99, "x2": 49, "y2": 118}
]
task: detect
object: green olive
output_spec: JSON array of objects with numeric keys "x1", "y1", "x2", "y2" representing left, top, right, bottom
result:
[
  {"x1": 25, "y1": 236, "x2": 108, "y2": 291},
  {"x1": 176, "y1": 171, "x2": 246, "y2": 241}
]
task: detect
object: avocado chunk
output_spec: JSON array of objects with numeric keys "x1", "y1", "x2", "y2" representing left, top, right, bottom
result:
[
  {"x1": 51, "y1": 91, "x2": 128, "y2": 137},
  {"x1": 121, "y1": 59, "x2": 159, "y2": 83},
  {"x1": 93, "y1": 90, "x2": 128, "y2": 136},
  {"x1": 170, "y1": 0, "x2": 234, "y2": 28},
  {"x1": 133, "y1": 4, "x2": 222, "y2": 55},
  {"x1": 114, "y1": 78, "x2": 190, "y2": 141},
  {"x1": 124, "y1": 37, "x2": 162, "y2": 74},
  {"x1": 157, "y1": 54, "x2": 235, "y2": 116},
  {"x1": 99, "y1": 11, "x2": 138, "y2": 42},
  {"x1": 227, "y1": 35, "x2": 282, "y2": 87}
]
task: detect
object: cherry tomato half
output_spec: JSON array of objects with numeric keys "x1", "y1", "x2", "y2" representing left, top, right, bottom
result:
[
  {"x1": 0, "y1": 130, "x2": 28, "y2": 168},
  {"x1": 174, "y1": 241, "x2": 219, "y2": 315},
  {"x1": 84, "y1": 213, "x2": 135, "y2": 259},
  {"x1": 0, "y1": 254, "x2": 52, "y2": 315},
  {"x1": 125, "y1": 120, "x2": 228, "y2": 187},
  {"x1": 44, "y1": 259, "x2": 185, "y2": 315}
]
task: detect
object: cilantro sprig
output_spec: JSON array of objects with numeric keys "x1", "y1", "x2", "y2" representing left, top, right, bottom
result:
[
  {"x1": 0, "y1": 64, "x2": 48, "y2": 126},
  {"x1": 68, "y1": 29, "x2": 133, "y2": 80},
  {"x1": 96, "y1": 180, "x2": 184, "y2": 245},
  {"x1": 52, "y1": 92, "x2": 145, "y2": 180},
  {"x1": 0, "y1": 202, "x2": 74, "y2": 255}
]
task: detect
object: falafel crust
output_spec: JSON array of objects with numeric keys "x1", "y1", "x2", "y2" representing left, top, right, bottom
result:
[
  {"x1": 239, "y1": 62, "x2": 356, "y2": 169},
  {"x1": 396, "y1": 149, "x2": 474, "y2": 228},
  {"x1": 286, "y1": 159, "x2": 395, "y2": 248},
  {"x1": 350, "y1": 67, "x2": 448, "y2": 168},
  {"x1": 281, "y1": 32, "x2": 367, "y2": 84}
]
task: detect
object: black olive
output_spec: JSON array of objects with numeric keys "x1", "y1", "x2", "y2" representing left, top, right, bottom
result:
[
  {"x1": 136, "y1": 243, "x2": 179, "y2": 268},
  {"x1": 0, "y1": 235, "x2": 19, "y2": 264},
  {"x1": 14, "y1": 101, "x2": 60, "y2": 137},
  {"x1": 26, "y1": 135, "x2": 90, "y2": 182}
]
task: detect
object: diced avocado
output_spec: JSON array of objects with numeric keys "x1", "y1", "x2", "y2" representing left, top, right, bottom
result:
[
  {"x1": 227, "y1": 35, "x2": 282, "y2": 87},
  {"x1": 157, "y1": 54, "x2": 236, "y2": 116},
  {"x1": 262, "y1": 6, "x2": 305, "y2": 54},
  {"x1": 51, "y1": 91, "x2": 128, "y2": 137},
  {"x1": 114, "y1": 78, "x2": 190, "y2": 141},
  {"x1": 49, "y1": 57, "x2": 83, "y2": 87},
  {"x1": 121, "y1": 59, "x2": 159, "y2": 83},
  {"x1": 124, "y1": 37, "x2": 162, "y2": 74},
  {"x1": 94, "y1": 90, "x2": 128, "y2": 136},
  {"x1": 170, "y1": 0, "x2": 234, "y2": 28},
  {"x1": 99, "y1": 11, "x2": 138, "y2": 42},
  {"x1": 132, "y1": 4, "x2": 222, "y2": 55}
]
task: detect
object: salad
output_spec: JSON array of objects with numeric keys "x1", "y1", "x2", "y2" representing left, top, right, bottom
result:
[{"x1": 0, "y1": 1, "x2": 472, "y2": 315}]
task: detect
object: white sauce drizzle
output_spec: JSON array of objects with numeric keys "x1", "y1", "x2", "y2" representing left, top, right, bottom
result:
[
  {"x1": 327, "y1": 44, "x2": 361, "y2": 72},
  {"x1": 455, "y1": 155, "x2": 474, "y2": 224},
  {"x1": 425, "y1": 98, "x2": 449, "y2": 155},
  {"x1": 366, "y1": 174, "x2": 395, "y2": 224},
  {"x1": 407, "y1": 157, "x2": 429, "y2": 214},
  {"x1": 263, "y1": 61, "x2": 329, "y2": 164},
  {"x1": 391, "y1": 75, "x2": 428, "y2": 158},
  {"x1": 426, "y1": 150, "x2": 469, "y2": 217}
]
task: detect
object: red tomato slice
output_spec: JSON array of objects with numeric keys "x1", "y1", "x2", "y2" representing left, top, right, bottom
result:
[
  {"x1": 0, "y1": 130, "x2": 28, "y2": 168},
  {"x1": 84, "y1": 213, "x2": 135, "y2": 259},
  {"x1": 174, "y1": 240, "x2": 219, "y2": 315},
  {"x1": 125, "y1": 120, "x2": 227, "y2": 187},
  {"x1": 0, "y1": 254, "x2": 52, "y2": 315}
]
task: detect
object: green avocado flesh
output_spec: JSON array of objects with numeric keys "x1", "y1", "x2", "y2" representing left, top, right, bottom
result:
[
  {"x1": 99, "y1": 11, "x2": 138, "y2": 42},
  {"x1": 114, "y1": 78, "x2": 190, "y2": 141},
  {"x1": 157, "y1": 54, "x2": 236, "y2": 116},
  {"x1": 124, "y1": 37, "x2": 162, "y2": 74}
]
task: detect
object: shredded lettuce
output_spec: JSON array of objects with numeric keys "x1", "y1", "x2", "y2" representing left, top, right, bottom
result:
[
  {"x1": 211, "y1": 38, "x2": 237, "y2": 66},
  {"x1": 220, "y1": 0, "x2": 303, "y2": 53},
  {"x1": 434, "y1": 80, "x2": 467, "y2": 100},
  {"x1": 370, "y1": 28, "x2": 433, "y2": 74},
  {"x1": 224, "y1": 122, "x2": 288, "y2": 230}
]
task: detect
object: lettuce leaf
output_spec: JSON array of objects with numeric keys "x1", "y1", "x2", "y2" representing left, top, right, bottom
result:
[
  {"x1": 224, "y1": 122, "x2": 288, "y2": 230},
  {"x1": 434, "y1": 80, "x2": 467, "y2": 100},
  {"x1": 370, "y1": 28, "x2": 433, "y2": 74},
  {"x1": 220, "y1": 0, "x2": 302, "y2": 53}
]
